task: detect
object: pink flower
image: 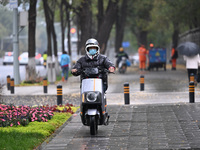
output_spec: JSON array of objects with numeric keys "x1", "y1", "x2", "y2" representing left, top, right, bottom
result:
[
  {"x1": 10, "y1": 123, "x2": 13, "y2": 127},
  {"x1": 17, "y1": 121, "x2": 20, "y2": 125},
  {"x1": 1, "y1": 119, "x2": 5, "y2": 122},
  {"x1": 31, "y1": 118, "x2": 34, "y2": 122},
  {"x1": 32, "y1": 113, "x2": 35, "y2": 118}
]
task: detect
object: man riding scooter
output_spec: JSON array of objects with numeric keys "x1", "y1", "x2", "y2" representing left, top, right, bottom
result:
[
  {"x1": 115, "y1": 47, "x2": 129, "y2": 68},
  {"x1": 71, "y1": 38, "x2": 115, "y2": 135}
]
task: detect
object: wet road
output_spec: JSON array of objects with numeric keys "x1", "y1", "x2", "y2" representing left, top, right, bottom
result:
[{"x1": 107, "y1": 65, "x2": 189, "y2": 93}]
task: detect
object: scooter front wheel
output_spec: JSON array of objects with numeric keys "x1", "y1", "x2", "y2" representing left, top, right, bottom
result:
[{"x1": 90, "y1": 116, "x2": 98, "y2": 135}]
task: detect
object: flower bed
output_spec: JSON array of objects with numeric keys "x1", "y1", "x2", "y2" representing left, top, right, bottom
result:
[{"x1": 0, "y1": 103, "x2": 74, "y2": 127}]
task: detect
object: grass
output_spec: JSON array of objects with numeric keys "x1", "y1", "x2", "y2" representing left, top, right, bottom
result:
[{"x1": 0, "y1": 107, "x2": 78, "y2": 150}]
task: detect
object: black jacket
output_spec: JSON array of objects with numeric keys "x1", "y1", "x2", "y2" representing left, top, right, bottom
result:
[
  {"x1": 72, "y1": 54, "x2": 115, "y2": 81},
  {"x1": 115, "y1": 51, "x2": 129, "y2": 61},
  {"x1": 72, "y1": 54, "x2": 114, "y2": 73}
]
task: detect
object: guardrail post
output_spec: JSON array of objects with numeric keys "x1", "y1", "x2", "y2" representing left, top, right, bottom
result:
[
  {"x1": 10, "y1": 78, "x2": 14, "y2": 94},
  {"x1": 124, "y1": 82, "x2": 130, "y2": 104},
  {"x1": 140, "y1": 75, "x2": 144, "y2": 91},
  {"x1": 189, "y1": 81, "x2": 195, "y2": 103},
  {"x1": 7, "y1": 75, "x2": 11, "y2": 90},
  {"x1": 43, "y1": 78, "x2": 48, "y2": 93},
  {"x1": 57, "y1": 85, "x2": 62, "y2": 105}
]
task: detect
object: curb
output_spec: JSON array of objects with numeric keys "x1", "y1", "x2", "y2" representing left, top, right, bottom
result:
[{"x1": 35, "y1": 108, "x2": 80, "y2": 150}]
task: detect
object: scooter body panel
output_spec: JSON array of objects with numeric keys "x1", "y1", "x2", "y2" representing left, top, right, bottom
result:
[
  {"x1": 80, "y1": 78, "x2": 106, "y2": 126},
  {"x1": 81, "y1": 78, "x2": 103, "y2": 93}
]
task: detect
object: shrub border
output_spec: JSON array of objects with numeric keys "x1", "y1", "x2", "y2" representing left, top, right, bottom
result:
[{"x1": 35, "y1": 108, "x2": 80, "y2": 150}]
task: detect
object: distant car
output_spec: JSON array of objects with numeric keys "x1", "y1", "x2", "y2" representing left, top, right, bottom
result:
[
  {"x1": 3, "y1": 52, "x2": 14, "y2": 65},
  {"x1": 18, "y1": 52, "x2": 42, "y2": 65}
]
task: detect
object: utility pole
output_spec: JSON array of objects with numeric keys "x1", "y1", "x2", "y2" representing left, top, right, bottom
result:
[
  {"x1": 10, "y1": 0, "x2": 21, "y2": 85},
  {"x1": 13, "y1": 8, "x2": 21, "y2": 85}
]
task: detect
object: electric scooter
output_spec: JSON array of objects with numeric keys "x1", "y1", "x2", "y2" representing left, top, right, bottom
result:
[
  {"x1": 78, "y1": 67, "x2": 110, "y2": 135},
  {"x1": 118, "y1": 57, "x2": 127, "y2": 74}
]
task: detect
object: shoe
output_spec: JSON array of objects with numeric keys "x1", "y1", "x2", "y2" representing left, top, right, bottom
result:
[
  {"x1": 62, "y1": 77, "x2": 65, "y2": 82},
  {"x1": 171, "y1": 68, "x2": 176, "y2": 70}
]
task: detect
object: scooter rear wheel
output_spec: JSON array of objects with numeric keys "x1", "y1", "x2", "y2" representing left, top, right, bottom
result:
[{"x1": 90, "y1": 116, "x2": 98, "y2": 135}]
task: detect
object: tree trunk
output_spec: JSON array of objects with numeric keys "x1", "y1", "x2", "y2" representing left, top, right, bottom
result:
[
  {"x1": 43, "y1": 0, "x2": 52, "y2": 58},
  {"x1": 172, "y1": 21, "x2": 179, "y2": 48},
  {"x1": 115, "y1": 0, "x2": 128, "y2": 53},
  {"x1": 97, "y1": 0, "x2": 104, "y2": 31},
  {"x1": 27, "y1": 0, "x2": 37, "y2": 81},
  {"x1": 60, "y1": 0, "x2": 66, "y2": 53},
  {"x1": 43, "y1": 0, "x2": 60, "y2": 76},
  {"x1": 78, "y1": 0, "x2": 92, "y2": 55},
  {"x1": 96, "y1": 0, "x2": 118, "y2": 54},
  {"x1": 67, "y1": 11, "x2": 71, "y2": 56},
  {"x1": 137, "y1": 30, "x2": 148, "y2": 47}
]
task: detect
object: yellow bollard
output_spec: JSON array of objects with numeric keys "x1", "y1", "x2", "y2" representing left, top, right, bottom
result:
[
  {"x1": 7, "y1": 75, "x2": 10, "y2": 90},
  {"x1": 57, "y1": 85, "x2": 63, "y2": 105},
  {"x1": 10, "y1": 78, "x2": 14, "y2": 94},
  {"x1": 140, "y1": 75, "x2": 144, "y2": 91},
  {"x1": 43, "y1": 78, "x2": 48, "y2": 93},
  {"x1": 124, "y1": 82, "x2": 130, "y2": 104},
  {"x1": 189, "y1": 81, "x2": 195, "y2": 103}
]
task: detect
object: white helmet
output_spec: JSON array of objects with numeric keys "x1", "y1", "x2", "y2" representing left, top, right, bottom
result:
[{"x1": 85, "y1": 38, "x2": 100, "y2": 59}]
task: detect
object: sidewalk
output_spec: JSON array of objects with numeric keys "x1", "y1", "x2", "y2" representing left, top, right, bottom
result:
[{"x1": 39, "y1": 103, "x2": 200, "y2": 150}]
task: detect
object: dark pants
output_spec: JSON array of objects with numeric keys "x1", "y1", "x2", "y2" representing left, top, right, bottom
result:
[
  {"x1": 61, "y1": 66, "x2": 69, "y2": 80},
  {"x1": 187, "y1": 69, "x2": 197, "y2": 82}
]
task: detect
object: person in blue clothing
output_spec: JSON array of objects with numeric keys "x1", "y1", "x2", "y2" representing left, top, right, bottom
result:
[{"x1": 60, "y1": 51, "x2": 70, "y2": 82}]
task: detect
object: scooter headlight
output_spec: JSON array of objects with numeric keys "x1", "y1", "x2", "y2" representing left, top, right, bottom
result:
[{"x1": 86, "y1": 92, "x2": 98, "y2": 102}]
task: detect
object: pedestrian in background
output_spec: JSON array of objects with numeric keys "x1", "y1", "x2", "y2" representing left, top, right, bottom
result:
[
  {"x1": 147, "y1": 43, "x2": 154, "y2": 70},
  {"x1": 60, "y1": 51, "x2": 70, "y2": 82},
  {"x1": 138, "y1": 45, "x2": 147, "y2": 71},
  {"x1": 170, "y1": 46, "x2": 178, "y2": 70},
  {"x1": 43, "y1": 51, "x2": 47, "y2": 68},
  {"x1": 183, "y1": 54, "x2": 199, "y2": 83}
]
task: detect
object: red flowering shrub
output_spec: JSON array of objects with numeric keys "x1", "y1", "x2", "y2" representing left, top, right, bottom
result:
[
  {"x1": 0, "y1": 104, "x2": 53, "y2": 127},
  {"x1": 0, "y1": 103, "x2": 74, "y2": 127},
  {"x1": 43, "y1": 103, "x2": 74, "y2": 114}
]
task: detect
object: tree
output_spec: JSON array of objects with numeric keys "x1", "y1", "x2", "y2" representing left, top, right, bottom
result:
[
  {"x1": 77, "y1": 0, "x2": 92, "y2": 55},
  {"x1": 43, "y1": 0, "x2": 60, "y2": 75},
  {"x1": 72, "y1": 0, "x2": 119, "y2": 54},
  {"x1": 96, "y1": 0, "x2": 118, "y2": 54},
  {"x1": 59, "y1": 0, "x2": 72, "y2": 55},
  {"x1": 27, "y1": 0, "x2": 37, "y2": 81},
  {"x1": 127, "y1": 0, "x2": 153, "y2": 48},
  {"x1": 115, "y1": 0, "x2": 128, "y2": 52}
]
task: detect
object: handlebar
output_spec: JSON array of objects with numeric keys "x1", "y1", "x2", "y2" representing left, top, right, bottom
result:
[{"x1": 72, "y1": 67, "x2": 113, "y2": 77}]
